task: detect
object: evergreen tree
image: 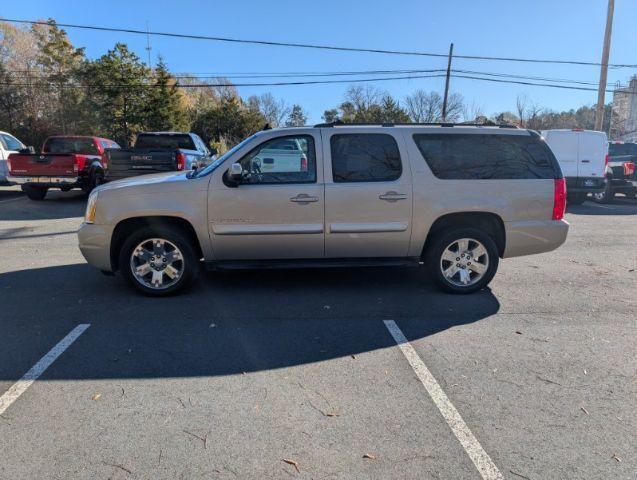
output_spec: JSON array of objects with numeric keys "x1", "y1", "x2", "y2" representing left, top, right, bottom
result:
[
  {"x1": 145, "y1": 57, "x2": 187, "y2": 131},
  {"x1": 85, "y1": 43, "x2": 150, "y2": 146},
  {"x1": 33, "y1": 20, "x2": 87, "y2": 134}
]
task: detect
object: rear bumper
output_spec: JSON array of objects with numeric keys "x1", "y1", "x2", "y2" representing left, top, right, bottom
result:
[
  {"x1": 8, "y1": 175, "x2": 81, "y2": 187},
  {"x1": 565, "y1": 176, "x2": 605, "y2": 193},
  {"x1": 78, "y1": 222, "x2": 115, "y2": 272},
  {"x1": 610, "y1": 178, "x2": 637, "y2": 189},
  {"x1": 503, "y1": 219, "x2": 569, "y2": 258}
]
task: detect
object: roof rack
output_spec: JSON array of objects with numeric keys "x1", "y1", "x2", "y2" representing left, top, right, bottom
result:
[{"x1": 313, "y1": 121, "x2": 520, "y2": 129}]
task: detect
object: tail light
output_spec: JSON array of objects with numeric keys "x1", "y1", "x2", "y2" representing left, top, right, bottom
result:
[
  {"x1": 101, "y1": 152, "x2": 108, "y2": 170},
  {"x1": 552, "y1": 178, "x2": 567, "y2": 221},
  {"x1": 73, "y1": 155, "x2": 87, "y2": 174},
  {"x1": 605, "y1": 154, "x2": 609, "y2": 167},
  {"x1": 7, "y1": 156, "x2": 12, "y2": 174},
  {"x1": 300, "y1": 154, "x2": 308, "y2": 172},
  {"x1": 176, "y1": 151, "x2": 186, "y2": 171},
  {"x1": 624, "y1": 162, "x2": 635, "y2": 177}
]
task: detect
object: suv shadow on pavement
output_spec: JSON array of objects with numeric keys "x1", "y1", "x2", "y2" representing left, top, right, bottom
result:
[
  {"x1": 566, "y1": 198, "x2": 637, "y2": 216},
  {"x1": 0, "y1": 263, "x2": 500, "y2": 382}
]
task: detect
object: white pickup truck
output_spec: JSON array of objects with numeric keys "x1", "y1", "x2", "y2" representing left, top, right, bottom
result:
[{"x1": 0, "y1": 131, "x2": 26, "y2": 185}]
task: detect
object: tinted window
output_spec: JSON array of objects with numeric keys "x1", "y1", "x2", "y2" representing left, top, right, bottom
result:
[
  {"x1": 413, "y1": 133, "x2": 559, "y2": 180},
  {"x1": 609, "y1": 143, "x2": 637, "y2": 156},
  {"x1": 238, "y1": 135, "x2": 316, "y2": 184},
  {"x1": 135, "y1": 134, "x2": 196, "y2": 150},
  {"x1": 1, "y1": 134, "x2": 24, "y2": 151},
  {"x1": 331, "y1": 134, "x2": 401, "y2": 183},
  {"x1": 44, "y1": 137, "x2": 99, "y2": 155}
]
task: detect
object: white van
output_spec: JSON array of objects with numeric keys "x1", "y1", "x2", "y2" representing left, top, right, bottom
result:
[{"x1": 541, "y1": 129, "x2": 608, "y2": 204}]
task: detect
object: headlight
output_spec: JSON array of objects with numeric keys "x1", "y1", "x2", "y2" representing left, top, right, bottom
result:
[{"x1": 85, "y1": 191, "x2": 99, "y2": 224}]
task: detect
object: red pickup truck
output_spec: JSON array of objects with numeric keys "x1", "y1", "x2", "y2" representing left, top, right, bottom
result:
[{"x1": 8, "y1": 136, "x2": 120, "y2": 200}]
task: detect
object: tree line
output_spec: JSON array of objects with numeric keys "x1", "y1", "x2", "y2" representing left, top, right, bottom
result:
[{"x1": 0, "y1": 20, "x2": 613, "y2": 152}]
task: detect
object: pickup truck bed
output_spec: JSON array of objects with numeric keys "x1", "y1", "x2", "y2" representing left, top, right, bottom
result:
[
  {"x1": 105, "y1": 149, "x2": 181, "y2": 181},
  {"x1": 7, "y1": 136, "x2": 118, "y2": 200},
  {"x1": 104, "y1": 132, "x2": 210, "y2": 181}
]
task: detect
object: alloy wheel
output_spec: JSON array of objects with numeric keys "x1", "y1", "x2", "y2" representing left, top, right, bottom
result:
[{"x1": 440, "y1": 238, "x2": 489, "y2": 287}]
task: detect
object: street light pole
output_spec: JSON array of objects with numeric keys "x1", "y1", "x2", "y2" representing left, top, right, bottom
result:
[{"x1": 595, "y1": 0, "x2": 615, "y2": 131}]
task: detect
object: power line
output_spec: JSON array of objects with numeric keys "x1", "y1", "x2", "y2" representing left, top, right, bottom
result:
[
  {"x1": 4, "y1": 68, "x2": 617, "y2": 87},
  {"x1": 0, "y1": 72, "x2": 447, "y2": 89},
  {"x1": 2, "y1": 17, "x2": 637, "y2": 68}
]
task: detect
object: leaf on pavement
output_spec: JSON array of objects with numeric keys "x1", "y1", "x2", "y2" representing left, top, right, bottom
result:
[
  {"x1": 91, "y1": 393, "x2": 101, "y2": 401},
  {"x1": 363, "y1": 453, "x2": 376, "y2": 460},
  {"x1": 282, "y1": 458, "x2": 300, "y2": 473}
]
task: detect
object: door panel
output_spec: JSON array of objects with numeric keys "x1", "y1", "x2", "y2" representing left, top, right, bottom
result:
[
  {"x1": 323, "y1": 130, "x2": 413, "y2": 258},
  {"x1": 207, "y1": 131, "x2": 324, "y2": 260},
  {"x1": 578, "y1": 132, "x2": 607, "y2": 177},
  {"x1": 546, "y1": 132, "x2": 579, "y2": 178}
]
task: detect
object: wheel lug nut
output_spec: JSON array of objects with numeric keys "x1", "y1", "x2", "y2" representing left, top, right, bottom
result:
[{"x1": 456, "y1": 257, "x2": 460, "y2": 261}]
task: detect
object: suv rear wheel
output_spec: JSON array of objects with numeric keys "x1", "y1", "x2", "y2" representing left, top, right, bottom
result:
[
  {"x1": 119, "y1": 226, "x2": 199, "y2": 296},
  {"x1": 426, "y1": 228, "x2": 499, "y2": 294}
]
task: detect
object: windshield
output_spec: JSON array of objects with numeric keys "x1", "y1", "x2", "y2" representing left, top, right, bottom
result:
[{"x1": 193, "y1": 134, "x2": 259, "y2": 178}]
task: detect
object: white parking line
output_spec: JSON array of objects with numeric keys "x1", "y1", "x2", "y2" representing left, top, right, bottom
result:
[
  {"x1": 383, "y1": 320, "x2": 503, "y2": 480},
  {"x1": 0, "y1": 324, "x2": 90, "y2": 415}
]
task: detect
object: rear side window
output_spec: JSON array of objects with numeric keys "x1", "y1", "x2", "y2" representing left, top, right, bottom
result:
[
  {"x1": 1, "y1": 134, "x2": 24, "y2": 151},
  {"x1": 135, "y1": 134, "x2": 196, "y2": 150},
  {"x1": 44, "y1": 137, "x2": 99, "y2": 155},
  {"x1": 331, "y1": 134, "x2": 402, "y2": 182},
  {"x1": 413, "y1": 133, "x2": 559, "y2": 180}
]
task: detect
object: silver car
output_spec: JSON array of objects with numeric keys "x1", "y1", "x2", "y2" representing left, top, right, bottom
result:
[{"x1": 78, "y1": 123, "x2": 569, "y2": 296}]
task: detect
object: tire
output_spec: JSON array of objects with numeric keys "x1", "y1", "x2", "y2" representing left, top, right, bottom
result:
[
  {"x1": 625, "y1": 189, "x2": 637, "y2": 200},
  {"x1": 86, "y1": 170, "x2": 104, "y2": 194},
  {"x1": 118, "y1": 226, "x2": 199, "y2": 296},
  {"x1": 592, "y1": 181, "x2": 615, "y2": 204},
  {"x1": 426, "y1": 227, "x2": 499, "y2": 294},
  {"x1": 22, "y1": 185, "x2": 48, "y2": 201},
  {"x1": 567, "y1": 193, "x2": 586, "y2": 205}
]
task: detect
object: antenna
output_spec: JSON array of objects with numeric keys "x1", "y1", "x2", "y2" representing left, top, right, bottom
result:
[{"x1": 145, "y1": 21, "x2": 152, "y2": 68}]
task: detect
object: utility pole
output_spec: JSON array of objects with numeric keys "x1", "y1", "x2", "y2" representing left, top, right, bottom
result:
[
  {"x1": 441, "y1": 43, "x2": 454, "y2": 122},
  {"x1": 145, "y1": 21, "x2": 152, "y2": 68},
  {"x1": 595, "y1": 0, "x2": 614, "y2": 131}
]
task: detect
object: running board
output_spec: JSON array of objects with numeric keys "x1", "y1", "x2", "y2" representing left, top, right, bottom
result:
[{"x1": 205, "y1": 257, "x2": 422, "y2": 271}]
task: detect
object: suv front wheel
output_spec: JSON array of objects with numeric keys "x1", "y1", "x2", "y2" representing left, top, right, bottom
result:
[
  {"x1": 426, "y1": 228, "x2": 499, "y2": 294},
  {"x1": 119, "y1": 226, "x2": 199, "y2": 296}
]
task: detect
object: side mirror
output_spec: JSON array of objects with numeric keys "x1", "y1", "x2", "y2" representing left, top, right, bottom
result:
[{"x1": 229, "y1": 162, "x2": 243, "y2": 180}]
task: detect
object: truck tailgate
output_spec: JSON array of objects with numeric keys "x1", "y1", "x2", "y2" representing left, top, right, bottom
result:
[
  {"x1": 105, "y1": 149, "x2": 177, "y2": 180},
  {"x1": 8, "y1": 154, "x2": 78, "y2": 177}
]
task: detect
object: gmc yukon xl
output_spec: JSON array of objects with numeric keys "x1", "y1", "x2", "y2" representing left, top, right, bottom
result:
[{"x1": 78, "y1": 123, "x2": 569, "y2": 296}]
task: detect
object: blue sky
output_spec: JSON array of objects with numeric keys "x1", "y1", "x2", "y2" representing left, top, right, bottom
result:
[{"x1": 2, "y1": 0, "x2": 635, "y2": 123}]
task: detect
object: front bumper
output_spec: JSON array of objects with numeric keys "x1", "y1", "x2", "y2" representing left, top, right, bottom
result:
[
  {"x1": 8, "y1": 175, "x2": 81, "y2": 187},
  {"x1": 503, "y1": 219, "x2": 569, "y2": 258},
  {"x1": 78, "y1": 222, "x2": 115, "y2": 272}
]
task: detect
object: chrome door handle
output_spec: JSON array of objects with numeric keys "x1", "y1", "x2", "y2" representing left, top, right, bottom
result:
[
  {"x1": 581, "y1": 160, "x2": 590, "y2": 163},
  {"x1": 290, "y1": 194, "x2": 319, "y2": 203},
  {"x1": 379, "y1": 191, "x2": 407, "y2": 202}
]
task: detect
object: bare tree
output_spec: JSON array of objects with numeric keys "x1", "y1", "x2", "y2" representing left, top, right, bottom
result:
[
  {"x1": 345, "y1": 85, "x2": 384, "y2": 112},
  {"x1": 462, "y1": 100, "x2": 485, "y2": 123},
  {"x1": 404, "y1": 90, "x2": 464, "y2": 123},
  {"x1": 247, "y1": 92, "x2": 290, "y2": 127}
]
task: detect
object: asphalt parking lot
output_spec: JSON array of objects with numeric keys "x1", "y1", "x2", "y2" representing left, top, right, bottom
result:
[{"x1": 0, "y1": 185, "x2": 635, "y2": 480}]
